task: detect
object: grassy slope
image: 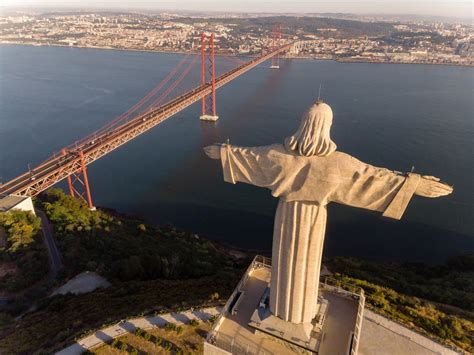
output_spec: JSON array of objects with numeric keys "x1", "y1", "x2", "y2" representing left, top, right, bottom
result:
[
  {"x1": 92, "y1": 322, "x2": 212, "y2": 354},
  {"x1": 328, "y1": 255, "x2": 474, "y2": 312},
  {"x1": 328, "y1": 257, "x2": 474, "y2": 352}
]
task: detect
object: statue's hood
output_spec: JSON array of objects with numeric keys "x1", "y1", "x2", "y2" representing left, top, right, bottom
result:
[{"x1": 285, "y1": 101, "x2": 337, "y2": 157}]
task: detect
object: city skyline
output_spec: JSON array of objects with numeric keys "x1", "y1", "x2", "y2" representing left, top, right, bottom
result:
[{"x1": 3, "y1": 0, "x2": 473, "y2": 19}]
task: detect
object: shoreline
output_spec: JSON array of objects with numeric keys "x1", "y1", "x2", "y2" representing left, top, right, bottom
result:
[
  {"x1": 1, "y1": 41, "x2": 472, "y2": 68},
  {"x1": 97, "y1": 206, "x2": 261, "y2": 260}
]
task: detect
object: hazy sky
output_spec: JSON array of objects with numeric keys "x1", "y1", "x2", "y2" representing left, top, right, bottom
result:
[{"x1": 3, "y1": 0, "x2": 473, "y2": 19}]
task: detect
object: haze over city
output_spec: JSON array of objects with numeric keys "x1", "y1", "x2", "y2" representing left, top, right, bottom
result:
[{"x1": 3, "y1": 0, "x2": 473, "y2": 19}]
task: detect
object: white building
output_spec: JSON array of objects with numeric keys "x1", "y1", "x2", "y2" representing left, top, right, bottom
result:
[{"x1": 0, "y1": 195, "x2": 36, "y2": 215}]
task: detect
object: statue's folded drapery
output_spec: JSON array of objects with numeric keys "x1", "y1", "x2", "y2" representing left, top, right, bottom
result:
[{"x1": 219, "y1": 143, "x2": 420, "y2": 323}]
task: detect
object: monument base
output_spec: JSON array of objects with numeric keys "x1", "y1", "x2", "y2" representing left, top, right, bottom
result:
[
  {"x1": 204, "y1": 256, "x2": 364, "y2": 355},
  {"x1": 200, "y1": 114, "x2": 219, "y2": 121},
  {"x1": 248, "y1": 287, "x2": 329, "y2": 352}
]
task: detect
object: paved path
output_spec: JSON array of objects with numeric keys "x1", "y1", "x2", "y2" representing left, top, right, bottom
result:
[
  {"x1": 56, "y1": 305, "x2": 462, "y2": 355},
  {"x1": 359, "y1": 309, "x2": 461, "y2": 355},
  {"x1": 36, "y1": 209, "x2": 62, "y2": 278},
  {"x1": 56, "y1": 306, "x2": 221, "y2": 355}
]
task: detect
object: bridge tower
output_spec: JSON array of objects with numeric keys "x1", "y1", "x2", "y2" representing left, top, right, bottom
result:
[
  {"x1": 61, "y1": 149, "x2": 95, "y2": 210},
  {"x1": 200, "y1": 32, "x2": 218, "y2": 122},
  {"x1": 270, "y1": 24, "x2": 281, "y2": 69}
]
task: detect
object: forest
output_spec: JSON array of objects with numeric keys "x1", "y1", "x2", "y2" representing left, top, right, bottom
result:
[
  {"x1": 39, "y1": 188, "x2": 243, "y2": 283},
  {"x1": 0, "y1": 210, "x2": 49, "y2": 292}
]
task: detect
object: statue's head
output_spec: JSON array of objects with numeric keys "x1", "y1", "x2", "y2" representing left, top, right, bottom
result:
[{"x1": 285, "y1": 100, "x2": 337, "y2": 157}]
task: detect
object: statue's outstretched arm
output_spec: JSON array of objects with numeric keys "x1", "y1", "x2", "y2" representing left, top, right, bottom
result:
[
  {"x1": 205, "y1": 143, "x2": 280, "y2": 188},
  {"x1": 331, "y1": 155, "x2": 452, "y2": 219},
  {"x1": 204, "y1": 145, "x2": 221, "y2": 160},
  {"x1": 415, "y1": 175, "x2": 453, "y2": 198},
  {"x1": 331, "y1": 160, "x2": 405, "y2": 213}
]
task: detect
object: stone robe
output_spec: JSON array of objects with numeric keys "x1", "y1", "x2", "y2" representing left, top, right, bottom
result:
[{"x1": 219, "y1": 143, "x2": 420, "y2": 324}]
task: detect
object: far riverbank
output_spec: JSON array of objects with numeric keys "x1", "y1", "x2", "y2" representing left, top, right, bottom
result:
[{"x1": 1, "y1": 41, "x2": 472, "y2": 68}]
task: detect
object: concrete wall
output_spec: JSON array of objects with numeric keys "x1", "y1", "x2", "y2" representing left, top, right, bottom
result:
[
  {"x1": 203, "y1": 342, "x2": 232, "y2": 355},
  {"x1": 12, "y1": 197, "x2": 36, "y2": 215}
]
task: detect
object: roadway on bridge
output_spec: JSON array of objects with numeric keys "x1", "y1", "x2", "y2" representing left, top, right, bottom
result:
[{"x1": 0, "y1": 43, "x2": 293, "y2": 199}]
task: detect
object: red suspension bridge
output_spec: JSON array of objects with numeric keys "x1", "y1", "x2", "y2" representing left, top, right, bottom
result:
[{"x1": 0, "y1": 32, "x2": 293, "y2": 208}]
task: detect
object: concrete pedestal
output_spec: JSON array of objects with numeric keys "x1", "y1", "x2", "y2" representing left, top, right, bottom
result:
[
  {"x1": 205, "y1": 257, "x2": 363, "y2": 355},
  {"x1": 200, "y1": 114, "x2": 219, "y2": 122},
  {"x1": 248, "y1": 286, "x2": 330, "y2": 353}
]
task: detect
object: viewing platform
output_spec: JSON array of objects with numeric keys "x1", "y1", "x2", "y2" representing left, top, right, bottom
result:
[{"x1": 204, "y1": 256, "x2": 365, "y2": 354}]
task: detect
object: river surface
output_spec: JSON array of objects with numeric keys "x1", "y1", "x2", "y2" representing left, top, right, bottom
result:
[{"x1": 1, "y1": 45, "x2": 473, "y2": 263}]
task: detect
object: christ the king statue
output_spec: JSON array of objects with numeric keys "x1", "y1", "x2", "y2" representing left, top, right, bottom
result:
[{"x1": 204, "y1": 101, "x2": 452, "y2": 325}]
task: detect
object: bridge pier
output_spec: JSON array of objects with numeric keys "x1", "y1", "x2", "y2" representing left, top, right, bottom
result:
[
  {"x1": 270, "y1": 24, "x2": 281, "y2": 69},
  {"x1": 62, "y1": 149, "x2": 95, "y2": 210},
  {"x1": 200, "y1": 32, "x2": 219, "y2": 122}
]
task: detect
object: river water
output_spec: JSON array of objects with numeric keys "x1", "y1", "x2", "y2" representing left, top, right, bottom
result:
[{"x1": 1, "y1": 45, "x2": 473, "y2": 263}]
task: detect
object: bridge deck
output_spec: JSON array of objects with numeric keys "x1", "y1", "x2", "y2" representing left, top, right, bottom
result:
[{"x1": 0, "y1": 43, "x2": 293, "y2": 198}]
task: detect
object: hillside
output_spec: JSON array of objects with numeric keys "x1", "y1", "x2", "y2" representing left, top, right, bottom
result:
[
  {"x1": 0, "y1": 210, "x2": 49, "y2": 294},
  {"x1": 0, "y1": 189, "x2": 472, "y2": 353},
  {"x1": 0, "y1": 189, "x2": 246, "y2": 353}
]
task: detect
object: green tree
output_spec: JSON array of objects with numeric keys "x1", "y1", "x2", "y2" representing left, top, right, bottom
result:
[{"x1": 0, "y1": 210, "x2": 41, "y2": 252}]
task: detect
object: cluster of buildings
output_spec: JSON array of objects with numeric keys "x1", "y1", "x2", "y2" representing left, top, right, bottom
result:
[
  {"x1": 293, "y1": 37, "x2": 473, "y2": 65},
  {"x1": 0, "y1": 14, "x2": 198, "y2": 52},
  {"x1": 0, "y1": 13, "x2": 276, "y2": 54},
  {"x1": 0, "y1": 13, "x2": 472, "y2": 66}
]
